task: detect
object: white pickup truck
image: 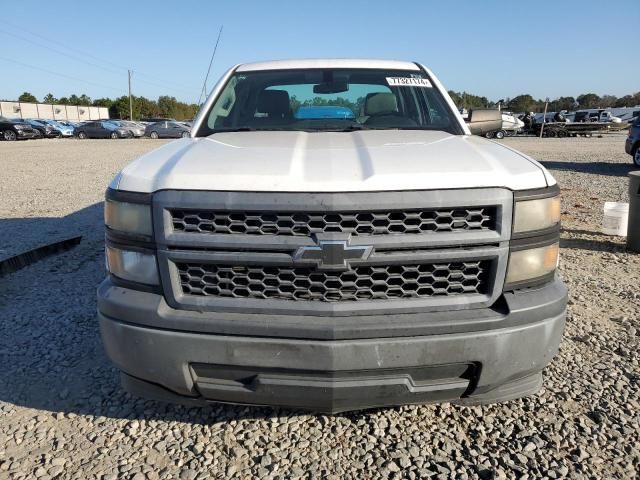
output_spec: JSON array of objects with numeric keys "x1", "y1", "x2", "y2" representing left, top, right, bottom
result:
[{"x1": 99, "y1": 59, "x2": 567, "y2": 413}]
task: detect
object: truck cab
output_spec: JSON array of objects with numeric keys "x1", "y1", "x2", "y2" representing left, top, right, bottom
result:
[{"x1": 98, "y1": 59, "x2": 567, "y2": 413}]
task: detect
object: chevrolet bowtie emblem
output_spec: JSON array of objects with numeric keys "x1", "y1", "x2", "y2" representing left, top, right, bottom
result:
[{"x1": 293, "y1": 240, "x2": 373, "y2": 271}]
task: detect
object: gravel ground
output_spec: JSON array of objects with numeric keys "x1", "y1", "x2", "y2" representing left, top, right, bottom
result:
[{"x1": 0, "y1": 135, "x2": 638, "y2": 479}]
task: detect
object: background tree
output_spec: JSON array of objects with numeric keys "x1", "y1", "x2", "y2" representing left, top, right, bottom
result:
[
  {"x1": 576, "y1": 93, "x2": 601, "y2": 109},
  {"x1": 507, "y1": 94, "x2": 536, "y2": 113},
  {"x1": 92, "y1": 98, "x2": 114, "y2": 108},
  {"x1": 599, "y1": 95, "x2": 618, "y2": 108},
  {"x1": 43, "y1": 93, "x2": 57, "y2": 104},
  {"x1": 18, "y1": 92, "x2": 38, "y2": 103},
  {"x1": 548, "y1": 96, "x2": 576, "y2": 112},
  {"x1": 448, "y1": 91, "x2": 489, "y2": 109},
  {"x1": 78, "y1": 94, "x2": 92, "y2": 106},
  {"x1": 614, "y1": 92, "x2": 640, "y2": 107}
]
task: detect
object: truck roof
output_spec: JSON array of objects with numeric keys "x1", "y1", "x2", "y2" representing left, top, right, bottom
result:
[{"x1": 236, "y1": 58, "x2": 421, "y2": 72}]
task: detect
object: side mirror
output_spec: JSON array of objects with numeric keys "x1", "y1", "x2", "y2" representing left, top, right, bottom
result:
[{"x1": 466, "y1": 109, "x2": 502, "y2": 136}]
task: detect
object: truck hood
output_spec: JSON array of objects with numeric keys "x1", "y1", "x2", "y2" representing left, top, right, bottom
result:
[{"x1": 114, "y1": 130, "x2": 554, "y2": 193}]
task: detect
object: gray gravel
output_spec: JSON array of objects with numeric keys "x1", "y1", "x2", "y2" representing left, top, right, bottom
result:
[{"x1": 0, "y1": 135, "x2": 638, "y2": 479}]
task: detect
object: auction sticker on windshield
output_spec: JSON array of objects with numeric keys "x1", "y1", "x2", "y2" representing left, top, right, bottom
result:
[{"x1": 386, "y1": 77, "x2": 432, "y2": 87}]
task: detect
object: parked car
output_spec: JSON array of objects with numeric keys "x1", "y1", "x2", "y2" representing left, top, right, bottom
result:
[
  {"x1": 41, "y1": 119, "x2": 75, "y2": 137},
  {"x1": 145, "y1": 120, "x2": 190, "y2": 139},
  {"x1": 0, "y1": 116, "x2": 38, "y2": 140},
  {"x1": 99, "y1": 58, "x2": 567, "y2": 413},
  {"x1": 625, "y1": 116, "x2": 640, "y2": 167},
  {"x1": 20, "y1": 119, "x2": 60, "y2": 138},
  {"x1": 74, "y1": 121, "x2": 132, "y2": 139},
  {"x1": 56, "y1": 120, "x2": 79, "y2": 128},
  {"x1": 106, "y1": 120, "x2": 145, "y2": 138},
  {"x1": 140, "y1": 117, "x2": 176, "y2": 124}
]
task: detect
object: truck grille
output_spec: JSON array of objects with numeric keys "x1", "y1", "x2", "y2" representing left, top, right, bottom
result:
[
  {"x1": 176, "y1": 261, "x2": 491, "y2": 302},
  {"x1": 170, "y1": 207, "x2": 497, "y2": 236}
]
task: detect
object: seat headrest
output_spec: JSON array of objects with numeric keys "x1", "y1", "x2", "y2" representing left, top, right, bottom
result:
[
  {"x1": 257, "y1": 90, "x2": 291, "y2": 117},
  {"x1": 364, "y1": 93, "x2": 398, "y2": 116}
]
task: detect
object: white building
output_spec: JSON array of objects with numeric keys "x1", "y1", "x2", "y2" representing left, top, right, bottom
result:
[{"x1": 0, "y1": 101, "x2": 109, "y2": 121}]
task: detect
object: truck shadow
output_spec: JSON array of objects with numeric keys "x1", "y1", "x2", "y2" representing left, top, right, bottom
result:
[
  {"x1": 560, "y1": 228, "x2": 627, "y2": 253},
  {"x1": 540, "y1": 160, "x2": 635, "y2": 178},
  {"x1": 0, "y1": 203, "x2": 348, "y2": 423}
]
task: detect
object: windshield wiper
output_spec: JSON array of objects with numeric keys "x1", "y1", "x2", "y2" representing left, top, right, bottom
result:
[
  {"x1": 210, "y1": 127, "x2": 256, "y2": 133},
  {"x1": 323, "y1": 124, "x2": 370, "y2": 132}
]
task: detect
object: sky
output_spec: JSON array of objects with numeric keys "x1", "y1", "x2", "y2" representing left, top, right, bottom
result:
[{"x1": 1, "y1": 0, "x2": 638, "y2": 104}]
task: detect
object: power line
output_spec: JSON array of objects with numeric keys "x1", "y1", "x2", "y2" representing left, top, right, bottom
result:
[
  {"x1": 0, "y1": 29, "x2": 124, "y2": 77},
  {"x1": 1, "y1": 20, "x2": 200, "y2": 96},
  {"x1": 2, "y1": 19, "x2": 127, "y2": 71},
  {"x1": 0, "y1": 55, "x2": 123, "y2": 93}
]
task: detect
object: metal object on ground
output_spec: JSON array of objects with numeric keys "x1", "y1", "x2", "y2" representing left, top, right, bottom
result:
[
  {"x1": 0, "y1": 236, "x2": 82, "y2": 277},
  {"x1": 628, "y1": 172, "x2": 640, "y2": 252}
]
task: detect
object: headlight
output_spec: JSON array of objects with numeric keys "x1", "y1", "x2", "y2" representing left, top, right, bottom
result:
[
  {"x1": 104, "y1": 200, "x2": 152, "y2": 236},
  {"x1": 505, "y1": 242, "x2": 559, "y2": 285},
  {"x1": 106, "y1": 245, "x2": 159, "y2": 285},
  {"x1": 14, "y1": 124, "x2": 26, "y2": 129},
  {"x1": 513, "y1": 196, "x2": 561, "y2": 233}
]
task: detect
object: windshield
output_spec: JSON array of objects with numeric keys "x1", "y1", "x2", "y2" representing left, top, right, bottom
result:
[{"x1": 198, "y1": 68, "x2": 461, "y2": 135}]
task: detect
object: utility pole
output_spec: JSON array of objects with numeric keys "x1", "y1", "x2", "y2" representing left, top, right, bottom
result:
[
  {"x1": 128, "y1": 69, "x2": 133, "y2": 120},
  {"x1": 539, "y1": 97, "x2": 549, "y2": 139}
]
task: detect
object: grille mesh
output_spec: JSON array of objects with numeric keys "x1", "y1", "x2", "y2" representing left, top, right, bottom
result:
[
  {"x1": 170, "y1": 207, "x2": 496, "y2": 236},
  {"x1": 177, "y1": 261, "x2": 491, "y2": 302}
]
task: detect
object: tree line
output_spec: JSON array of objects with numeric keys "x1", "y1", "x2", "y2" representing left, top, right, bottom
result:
[
  {"x1": 13, "y1": 89, "x2": 640, "y2": 120},
  {"x1": 446, "y1": 91, "x2": 640, "y2": 113},
  {"x1": 15, "y1": 92, "x2": 199, "y2": 121}
]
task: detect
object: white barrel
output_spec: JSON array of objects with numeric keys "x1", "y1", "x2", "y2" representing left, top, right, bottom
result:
[{"x1": 602, "y1": 202, "x2": 629, "y2": 236}]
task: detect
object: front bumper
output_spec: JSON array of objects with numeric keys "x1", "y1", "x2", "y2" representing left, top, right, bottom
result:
[{"x1": 98, "y1": 278, "x2": 567, "y2": 413}]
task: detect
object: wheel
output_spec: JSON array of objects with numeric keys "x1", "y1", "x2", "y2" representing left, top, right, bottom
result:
[
  {"x1": 484, "y1": 131, "x2": 494, "y2": 139},
  {"x1": 583, "y1": 132, "x2": 592, "y2": 138},
  {"x1": 545, "y1": 129, "x2": 557, "y2": 138},
  {"x1": 494, "y1": 130, "x2": 505, "y2": 139},
  {"x1": 2, "y1": 130, "x2": 17, "y2": 141},
  {"x1": 556, "y1": 129, "x2": 568, "y2": 138},
  {"x1": 633, "y1": 146, "x2": 640, "y2": 167},
  {"x1": 150, "y1": 131, "x2": 159, "y2": 139},
  {"x1": 181, "y1": 131, "x2": 190, "y2": 138},
  {"x1": 110, "y1": 131, "x2": 119, "y2": 139},
  {"x1": 77, "y1": 131, "x2": 87, "y2": 139}
]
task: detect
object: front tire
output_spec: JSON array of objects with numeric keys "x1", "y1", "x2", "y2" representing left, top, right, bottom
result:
[
  {"x1": 484, "y1": 131, "x2": 494, "y2": 139},
  {"x1": 77, "y1": 131, "x2": 87, "y2": 139},
  {"x1": 181, "y1": 131, "x2": 190, "y2": 138},
  {"x1": 110, "y1": 132, "x2": 119, "y2": 139},
  {"x1": 150, "y1": 131, "x2": 159, "y2": 139},
  {"x1": 494, "y1": 130, "x2": 505, "y2": 139},
  {"x1": 633, "y1": 146, "x2": 640, "y2": 167},
  {"x1": 3, "y1": 130, "x2": 17, "y2": 141}
]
